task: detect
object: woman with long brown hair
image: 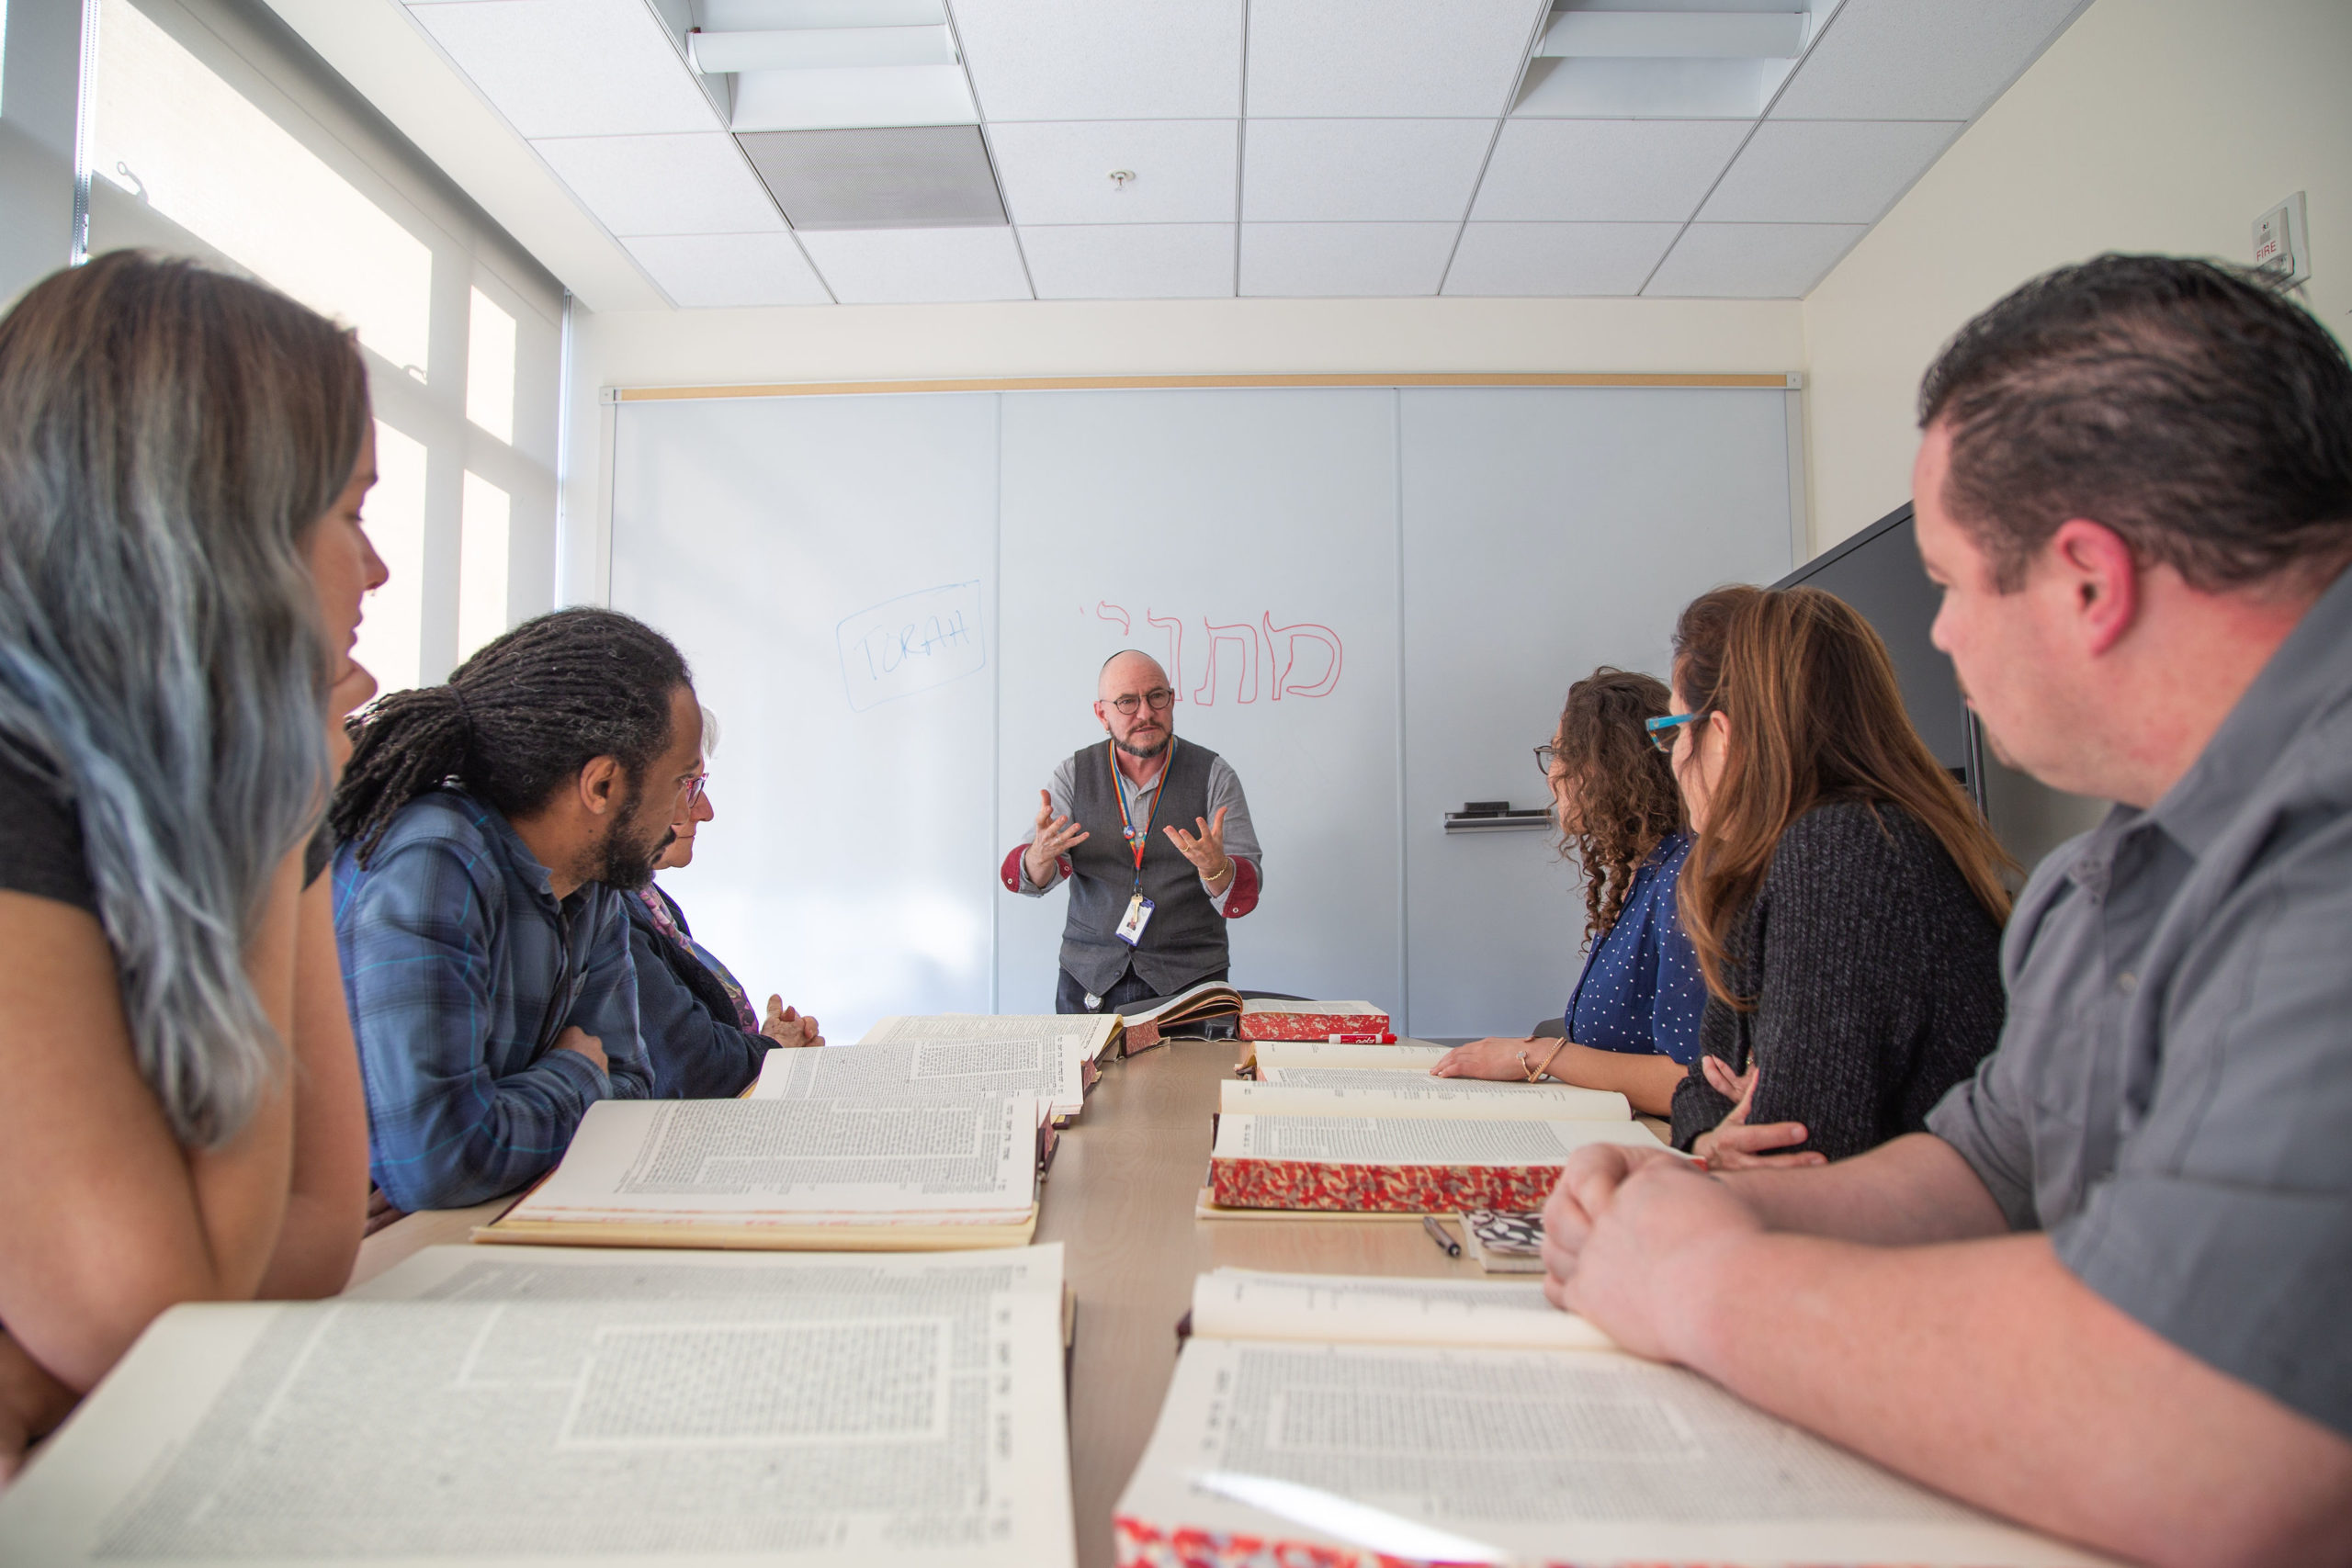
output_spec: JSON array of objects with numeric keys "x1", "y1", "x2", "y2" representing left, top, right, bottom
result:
[
  {"x1": 1660, "y1": 584, "x2": 2009, "y2": 1167},
  {"x1": 1432, "y1": 668, "x2": 1708, "y2": 1116}
]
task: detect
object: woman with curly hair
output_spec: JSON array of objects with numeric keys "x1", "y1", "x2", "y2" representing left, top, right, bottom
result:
[{"x1": 1431, "y1": 668, "x2": 1706, "y2": 1116}]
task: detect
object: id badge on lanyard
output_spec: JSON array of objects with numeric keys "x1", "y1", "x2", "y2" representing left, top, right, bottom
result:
[{"x1": 1111, "y1": 739, "x2": 1167, "y2": 948}]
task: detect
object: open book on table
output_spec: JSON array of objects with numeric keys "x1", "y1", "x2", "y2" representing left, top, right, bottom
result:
[
  {"x1": 1206, "y1": 1111, "x2": 1664, "y2": 1214},
  {"x1": 1117, "y1": 1270, "x2": 2121, "y2": 1568},
  {"x1": 1221, "y1": 1073, "x2": 1631, "y2": 1122},
  {"x1": 860, "y1": 1010, "x2": 1122, "y2": 1066},
  {"x1": 475, "y1": 1096, "x2": 1043, "y2": 1250},
  {"x1": 755, "y1": 1025, "x2": 1092, "y2": 1122},
  {"x1": 0, "y1": 1245, "x2": 1076, "y2": 1568}
]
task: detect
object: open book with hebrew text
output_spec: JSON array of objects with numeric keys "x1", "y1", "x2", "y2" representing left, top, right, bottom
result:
[
  {"x1": 1221, "y1": 1073, "x2": 1631, "y2": 1122},
  {"x1": 0, "y1": 1245, "x2": 1075, "y2": 1568},
  {"x1": 476, "y1": 1097, "x2": 1042, "y2": 1250},
  {"x1": 1117, "y1": 1271, "x2": 2120, "y2": 1568},
  {"x1": 756, "y1": 1029, "x2": 1090, "y2": 1122}
]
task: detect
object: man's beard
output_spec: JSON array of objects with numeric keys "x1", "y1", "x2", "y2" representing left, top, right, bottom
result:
[
  {"x1": 1114, "y1": 730, "x2": 1170, "y2": 761},
  {"x1": 593, "y1": 780, "x2": 674, "y2": 892}
]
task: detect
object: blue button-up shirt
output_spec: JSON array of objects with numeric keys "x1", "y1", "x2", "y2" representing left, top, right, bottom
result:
[
  {"x1": 333, "y1": 787, "x2": 650, "y2": 1211},
  {"x1": 1565, "y1": 829, "x2": 1706, "y2": 1066}
]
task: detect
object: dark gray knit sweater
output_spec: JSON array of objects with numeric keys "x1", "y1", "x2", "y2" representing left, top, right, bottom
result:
[{"x1": 1669, "y1": 798, "x2": 2005, "y2": 1161}]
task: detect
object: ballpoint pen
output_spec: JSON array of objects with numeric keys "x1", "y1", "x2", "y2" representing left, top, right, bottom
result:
[{"x1": 1420, "y1": 1213, "x2": 1461, "y2": 1258}]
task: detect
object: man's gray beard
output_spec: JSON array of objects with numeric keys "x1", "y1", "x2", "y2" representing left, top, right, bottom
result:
[{"x1": 1115, "y1": 733, "x2": 1170, "y2": 761}]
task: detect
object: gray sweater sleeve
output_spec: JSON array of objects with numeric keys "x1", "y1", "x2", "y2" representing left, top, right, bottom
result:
[{"x1": 1671, "y1": 801, "x2": 2006, "y2": 1162}]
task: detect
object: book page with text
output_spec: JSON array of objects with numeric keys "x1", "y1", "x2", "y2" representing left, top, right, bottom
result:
[
  {"x1": 1213, "y1": 1114, "x2": 1660, "y2": 1168},
  {"x1": 755, "y1": 1035, "x2": 1084, "y2": 1120},
  {"x1": 864, "y1": 1013, "x2": 1119, "y2": 1063},
  {"x1": 509, "y1": 1098, "x2": 1039, "y2": 1224},
  {"x1": 0, "y1": 1248, "x2": 1073, "y2": 1567},
  {"x1": 1230, "y1": 1076, "x2": 1632, "y2": 1122},
  {"x1": 1189, "y1": 1269, "x2": 1613, "y2": 1352},
  {"x1": 1115, "y1": 1339, "x2": 2120, "y2": 1568},
  {"x1": 1250, "y1": 1042, "x2": 1449, "y2": 1073}
]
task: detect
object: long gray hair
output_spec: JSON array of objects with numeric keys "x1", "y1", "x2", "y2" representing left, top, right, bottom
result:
[{"x1": 0, "y1": 253, "x2": 367, "y2": 1145}]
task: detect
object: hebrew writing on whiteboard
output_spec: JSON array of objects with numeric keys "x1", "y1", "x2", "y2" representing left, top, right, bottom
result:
[
  {"x1": 837, "y1": 581, "x2": 986, "y2": 711},
  {"x1": 1091, "y1": 602, "x2": 1343, "y2": 705}
]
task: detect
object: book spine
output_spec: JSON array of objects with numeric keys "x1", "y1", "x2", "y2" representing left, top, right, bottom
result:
[
  {"x1": 1207, "y1": 1156, "x2": 1562, "y2": 1213},
  {"x1": 1238, "y1": 1012, "x2": 1392, "y2": 1041},
  {"x1": 1115, "y1": 1514, "x2": 1390, "y2": 1568}
]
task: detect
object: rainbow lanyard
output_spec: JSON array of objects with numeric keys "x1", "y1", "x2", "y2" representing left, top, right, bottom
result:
[{"x1": 1110, "y1": 737, "x2": 1174, "y2": 894}]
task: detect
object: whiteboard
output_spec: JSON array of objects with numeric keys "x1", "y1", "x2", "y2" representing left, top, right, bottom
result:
[
  {"x1": 610, "y1": 394, "x2": 1001, "y2": 1039},
  {"x1": 607, "y1": 382, "x2": 1796, "y2": 1040}
]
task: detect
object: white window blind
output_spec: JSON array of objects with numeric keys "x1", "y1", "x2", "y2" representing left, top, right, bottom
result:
[{"x1": 85, "y1": 0, "x2": 565, "y2": 695}]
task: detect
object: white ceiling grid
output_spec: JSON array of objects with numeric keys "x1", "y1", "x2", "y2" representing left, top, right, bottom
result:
[{"x1": 395, "y1": 0, "x2": 2091, "y2": 308}]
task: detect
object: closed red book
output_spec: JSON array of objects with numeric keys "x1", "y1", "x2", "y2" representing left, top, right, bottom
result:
[
  {"x1": 1204, "y1": 1113, "x2": 1664, "y2": 1213},
  {"x1": 1238, "y1": 1000, "x2": 1390, "y2": 1041}
]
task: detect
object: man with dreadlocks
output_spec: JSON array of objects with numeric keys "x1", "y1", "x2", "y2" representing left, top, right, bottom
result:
[{"x1": 330, "y1": 607, "x2": 703, "y2": 1213}]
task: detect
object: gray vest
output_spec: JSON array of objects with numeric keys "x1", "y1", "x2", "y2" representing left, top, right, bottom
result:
[{"x1": 1058, "y1": 739, "x2": 1228, "y2": 995}]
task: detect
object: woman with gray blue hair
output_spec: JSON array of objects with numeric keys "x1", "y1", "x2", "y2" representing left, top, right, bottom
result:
[{"x1": 0, "y1": 253, "x2": 388, "y2": 1472}]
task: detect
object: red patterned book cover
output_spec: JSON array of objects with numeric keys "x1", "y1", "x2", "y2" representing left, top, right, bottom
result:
[
  {"x1": 1115, "y1": 1515, "x2": 1450, "y2": 1568},
  {"x1": 1238, "y1": 1001, "x2": 1390, "y2": 1041},
  {"x1": 1207, "y1": 1153, "x2": 1561, "y2": 1213}
]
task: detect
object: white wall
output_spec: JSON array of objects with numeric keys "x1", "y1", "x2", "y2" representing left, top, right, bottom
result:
[
  {"x1": 1802, "y1": 0, "x2": 2352, "y2": 548},
  {"x1": 559, "y1": 295, "x2": 1806, "y2": 604}
]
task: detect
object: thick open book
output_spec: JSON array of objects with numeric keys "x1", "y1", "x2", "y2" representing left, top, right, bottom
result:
[
  {"x1": 475, "y1": 1097, "x2": 1042, "y2": 1250},
  {"x1": 1241, "y1": 1039, "x2": 1451, "y2": 1075},
  {"x1": 1208, "y1": 1112, "x2": 1663, "y2": 1213},
  {"x1": 1117, "y1": 1273, "x2": 2117, "y2": 1568},
  {"x1": 754, "y1": 1030, "x2": 1090, "y2": 1122},
  {"x1": 862, "y1": 1010, "x2": 1122, "y2": 1066},
  {"x1": 1222, "y1": 1073, "x2": 1631, "y2": 1122},
  {"x1": 0, "y1": 1245, "x2": 1075, "y2": 1567}
]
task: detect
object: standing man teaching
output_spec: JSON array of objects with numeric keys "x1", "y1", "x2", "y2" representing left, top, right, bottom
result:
[{"x1": 1002, "y1": 651, "x2": 1262, "y2": 1013}]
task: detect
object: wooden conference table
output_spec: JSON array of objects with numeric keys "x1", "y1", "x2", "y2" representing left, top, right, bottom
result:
[{"x1": 352, "y1": 1038, "x2": 1656, "y2": 1568}]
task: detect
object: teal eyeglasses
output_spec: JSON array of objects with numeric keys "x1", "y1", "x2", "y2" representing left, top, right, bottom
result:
[{"x1": 1645, "y1": 713, "x2": 1702, "y2": 754}]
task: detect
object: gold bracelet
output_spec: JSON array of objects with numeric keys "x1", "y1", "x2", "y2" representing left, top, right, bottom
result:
[{"x1": 1530, "y1": 1039, "x2": 1569, "y2": 1082}]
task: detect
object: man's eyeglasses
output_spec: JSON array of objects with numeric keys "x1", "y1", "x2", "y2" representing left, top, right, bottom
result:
[
  {"x1": 680, "y1": 773, "x2": 712, "y2": 808},
  {"x1": 1109, "y1": 688, "x2": 1175, "y2": 716},
  {"x1": 1645, "y1": 713, "x2": 1702, "y2": 754}
]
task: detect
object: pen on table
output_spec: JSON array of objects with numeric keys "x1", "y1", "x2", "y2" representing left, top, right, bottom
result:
[{"x1": 1420, "y1": 1214, "x2": 1461, "y2": 1258}]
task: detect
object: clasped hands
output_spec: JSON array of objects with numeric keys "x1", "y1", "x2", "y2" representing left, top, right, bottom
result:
[{"x1": 1021, "y1": 791, "x2": 1235, "y2": 892}]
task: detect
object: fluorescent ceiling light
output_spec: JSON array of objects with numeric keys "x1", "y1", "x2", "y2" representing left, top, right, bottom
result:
[
  {"x1": 689, "y1": 25, "x2": 956, "y2": 73},
  {"x1": 729, "y1": 63, "x2": 977, "y2": 130},
  {"x1": 696, "y1": 0, "x2": 944, "y2": 28},
  {"x1": 1538, "y1": 11, "x2": 1805, "y2": 59}
]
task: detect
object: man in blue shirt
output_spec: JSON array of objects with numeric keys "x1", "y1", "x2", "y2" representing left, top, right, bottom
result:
[{"x1": 329, "y1": 608, "x2": 703, "y2": 1213}]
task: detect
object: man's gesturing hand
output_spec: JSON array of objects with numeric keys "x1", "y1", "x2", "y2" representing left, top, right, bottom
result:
[
  {"x1": 1542, "y1": 1145, "x2": 1762, "y2": 1361},
  {"x1": 1023, "y1": 789, "x2": 1089, "y2": 886},
  {"x1": 1163, "y1": 806, "x2": 1233, "y2": 890}
]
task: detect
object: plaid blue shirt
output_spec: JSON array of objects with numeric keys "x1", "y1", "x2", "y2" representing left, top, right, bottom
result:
[{"x1": 333, "y1": 787, "x2": 650, "y2": 1211}]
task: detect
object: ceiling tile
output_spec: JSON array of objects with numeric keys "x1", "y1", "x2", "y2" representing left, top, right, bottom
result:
[
  {"x1": 1697, "y1": 119, "x2": 1962, "y2": 224},
  {"x1": 797, "y1": 226, "x2": 1035, "y2": 302},
  {"x1": 1471, "y1": 118, "x2": 1749, "y2": 223},
  {"x1": 1247, "y1": 0, "x2": 1548, "y2": 118},
  {"x1": 1442, "y1": 222, "x2": 1679, "y2": 297},
  {"x1": 729, "y1": 63, "x2": 978, "y2": 131},
  {"x1": 622, "y1": 233, "x2": 832, "y2": 307},
  {"x1": 987, "y1": 121, "x2": 1238, "y2": 225},
  {"x1": 1238, "y1": 221, "x2": 1459, "y2": 298},
  {"x1": 533, "y1": 132, "x2": 785, "y2": 234},
  {"x1": 1643, "y1": 222, "x2": 1868, "y2": 298},
  {"x1": 952, "y1": 0, "x2": 1245, "y2": 120},
  {"x1": 1242, "y1": 118, "x2": 1495, "y2": 222},
  {"x1": 1018, "y1": 224, "x2": 1236, "y2": 299},
  {"x1": 405, "y1": 0, "x2": 718, "y2": 139},
  {"x1": 1770, "y1": 0, "x2": 2090, "y2": 120},
  {"x1": 741, "y1": 126, "x2": 1005, "y2": 229}
]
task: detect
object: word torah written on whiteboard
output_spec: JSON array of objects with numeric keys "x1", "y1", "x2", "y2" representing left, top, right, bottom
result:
[
  {"x1": 1092, "y1": 601, "x2": 1343, "y2": 705},
  {"x1": 837, "y1": 581, "x2": 987, "y2": 711}
]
